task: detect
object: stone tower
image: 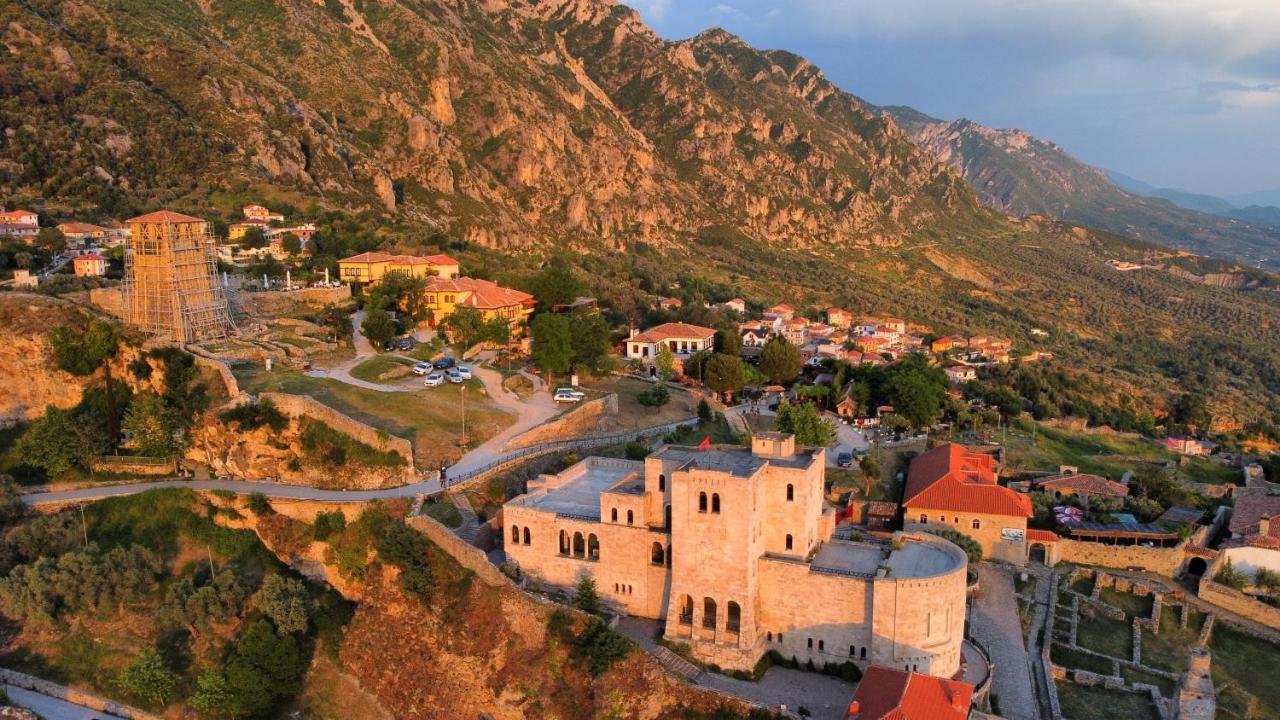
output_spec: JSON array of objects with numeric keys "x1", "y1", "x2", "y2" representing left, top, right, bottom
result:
[
  {"x1": 121, "y1": 210, "x2": 232, "y2": 343},
  {"x1": 1176, "y1": 647, "x2": 1216, "y2": 720}
]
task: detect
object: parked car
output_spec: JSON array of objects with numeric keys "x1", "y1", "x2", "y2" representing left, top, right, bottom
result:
[
  {"x1": 837, "y1": 452, "x2": 853, "y2": 468},
  {"x1": 396, "y1": 337, "x2": 414, "y2": 351},
  {"x1": 423, "y1": 372, "x2": 445, "y2": 388},
  {"x1": 447, "y1": 369, "x2": 465, "y2": 383},
  {"x1": 382, "y1": 340, "x2": 396, "y2": 352},
  {"x1": 434, "y1": 357, "x2": 456, "y2": 370},
  {"x1": 554, "y1": 388, "x2": 586, "y2": 403},
  {"x1": 411, "y1": 362, "x2": 432, "y2": 376},
  {"x1": 454, "y1": 365, "x2": 473, "y2": 380}
]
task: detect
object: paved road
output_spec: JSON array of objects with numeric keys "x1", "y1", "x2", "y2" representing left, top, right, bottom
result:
[
  {"x1": 4, "y1": 685, "x2": 123, "y2": 720},
  {"x1": 970, "y1": 564, "x2": 1038, "y2": 720}
]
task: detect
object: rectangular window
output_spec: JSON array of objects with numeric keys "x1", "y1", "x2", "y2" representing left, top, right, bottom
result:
[{"x1": 971, "y1": 519, "x2": 981, "y2": 530}]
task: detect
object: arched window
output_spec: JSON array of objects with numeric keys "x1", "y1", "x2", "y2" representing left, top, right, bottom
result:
[
  {"x1": 860, "y1": 647, "x2": 867, "y2": 659},
  {"x1": 678, "y1": 595, "x2": 693, "y2": 625},
  {"x1": 587, "y1": 533, "x2": 600, "y2": 561},
  {"x1": 971, "y1": 519, "x2": 981, "y2": 530},
  {"x1": 659, "y1": 474, "x2": 666, "y2": 491},
  {"x1": 665, "y1": 504, "x2": 672, "y2": 530},
  {"x1": 627, "y1": 510, "x2": 634, "y2": 525},
  {"x1": 919, "y1": 514, "x2": 928, "y2": 524},
  {"x1": 785, "y1": 534, "x2": 794, "y2": 551},
  {"x1": 611, "y1": 508, "x2": 618, "y2": 523},
  {"x1": 807, "y1": 638, "x2": 813, "y2": 649},
  {"x1": 666, "y1": 544, "x2": 672, "y2": 567},
  {"x1": 651, "y1": 541, "x2": 665, "y2": 566},
  {"x1": 711, "y1": 494, "x2": 721, "y2": 514},
  {"x1": 727, "y1": 601, "x2": 741, "y2": 632},
  {"x1": 702, "y1": 598, "x2": 717, "y2": 630},
  {"x1": 767, "y1": 631, "x2": 773, "y2": 642},
  {"x1": 573, "y1": 531, "x2": 585, "y2": 558},
  {"x1": 699, "y1": 492, "x2": 708, "y2": 513},
  {"x1": 523, "y1": 527, "x2": 530, "y2": 545},
  {"x1": 559, "y1": 530, "x2": 571, "y2": 555},
  {"x1": 786, "y1": 484, "x2": 794, "y2": 501},
  {"x1": 818, "y1": 639, "x2": 825, "y2": 652},
  {"x1": 511, "y1": 525, "x2": 520, "y2": 544},
  {"x1": 849, "y1": 645, "x2": 856, "y2": 657},
  {"x1": 614, "y1": 583, "x2": 619, "y2": 593}
]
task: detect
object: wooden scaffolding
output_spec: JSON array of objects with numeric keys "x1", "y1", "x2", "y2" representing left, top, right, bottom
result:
[{"x1": 121, "y1": 211, "x2": 232, "y2": 343}]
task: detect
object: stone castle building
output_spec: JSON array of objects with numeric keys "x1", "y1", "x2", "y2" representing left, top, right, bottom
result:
[{"x1": 503, "y1": 433, "x2": 969, "y2": 676}]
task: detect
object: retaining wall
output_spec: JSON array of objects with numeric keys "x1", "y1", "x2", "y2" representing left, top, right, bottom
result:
[
  {"x1": 505, "y1": 394, "x2": 619, "y2": 450},
  {"x1": 0, "y1": 667, "x2": 158, "y2": 719},
  {"x1": 259, "y1": 392, "x2": 414, "y2": 473},
  {"x1": 190, "y1": 351, "x2": 242, "y2": 399},
  {"x1": 238, "y1": 286, "x2": 351, "y2": 317},
  {"x1": 1198, "y1": 578, "x2": 1280, "y2": 628},
  {"x1": 86, "y1": 287, "x2": 123, "y2": 317},
  {"x1": 406, "y1": 515, "x2": 516, "y2": 590},
  {"x1": 1057, "y1": 539, "x2": 1185, "y2": 576}
]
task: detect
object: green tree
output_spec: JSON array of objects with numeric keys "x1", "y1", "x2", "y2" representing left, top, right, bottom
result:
[
  {"x1": 531, "y1": 313, "x2": 572, "y2": 382},
  {"x1": 654, "y1": 344, "x2": 676, "y2": 382},
  {"x1": 253, "y1": 575, "x2": 312, "y2": 635},
  {"x1": 222, "y1": 619, "x2": 308, "y2": 717},
  {"x1": 35, "y1": 227, "x2": 66, "y2": 254},
  {"x1": 239, "y1": 226, "x2": 268, "y2": 249},
  {"x1": 15, "y1": 406, "x2": 89, "y2": 475},
  {"x1": 441, "y1": 306, "x2": 488, "y2": 350},
  {"x1": 312, "y1": 510, "x2": 346, "y2": 540},
  {"x1": 360, "y1": 301, "x2": 397, "y2": 348},
  {"x1": 760, "y1": 338, "x2": 802, "y2": 385},
  {"x1": 190, "y1": 667, "x2": 235, "y2": 717},
  {"x1": 575, "y1": 573, "x2": 601, "y2": 615},
  {"x1": 116, "y1": 649, "x2": 176, "y2": 709},
  {"x1": 568, "y1": 310, "x2": 614, "y2": 375},
  {"x1": 527, "y1": 257, "x2": 585, "y2": 308},
  {"x1": 123, "y1": 393, "x2": 183, "y2": 456},
  {"x1": 883, "y1": 355, "x2": 948, "y2": 429},
  {"x1": 573, "y1": 617, "x2": 632, "y2": 675},
  {"x1": 279, "y1": 232, "x2": 302, "y2": 255},
  {"x1": 367, "y1": 271, "x2": 430, "y2": 325},
  {"x1": 704, "y1": 353, "x2": 746, "y2": 401},
  {"x1": 714, "y1": 328, "x2": 743, "y2": 357},
  {"x1": 49, "y1": 318, "x2": 120, "y2": 376},
  {"x1": 1215, "y1": 559, "x2": 1248, "y2": 591},
  {"x1": 697, "y1": 398, "x2": 713, "y2": 423},
  {"x1": 774, "y1": 400, "x2": 837, "y2": 447}
]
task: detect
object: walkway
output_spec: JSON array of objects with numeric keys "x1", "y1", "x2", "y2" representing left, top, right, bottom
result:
[
  {"x1": 4, "y1": 685, "x2": 126, "y2": 720},
  {"x1": 969, "y1": 564, "x2": 1038, "y2": 720}
]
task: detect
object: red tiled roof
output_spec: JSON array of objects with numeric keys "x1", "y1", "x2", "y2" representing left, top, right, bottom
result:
[
  {"x1": 903, "y1": 444, "x2": 1032, "y2": 518},
  {"x1": 339, "y1": 251, "x2": 459, "y2": 267},
  {"x1": 630, "y1": 322, "x2": 716, "y2": 344},
  {"x1": 1184, "y1": 545, "x2": 1219, "y2": 558},
  {"x1": 58, "y1": 222, "x2": 108, "y2": 233},
  {"x1": 422, "y1": 254, "x2": 458, "y2": 266},
  {"x1": 1228, "y1": 496, "x2": 1280, "y2": 537},
  {"x1": 1026, "y1": 529, "x2": 1059, "y2": 543},
  {"x1": 1222, "y1": 535, "x2": 1280, "y2": 551},
  {"x1": 846, "y1": 666, "x2": 972, "y2": 720},
  {"x1": 1035, "y1": 473, "x2": 1130, "y2": 498},
  {"x1": 126, "y1": 210, "x2": 203, "y2": 224},
  {"x1": 424, "y1": 277, "x2": 533, "y2": 310},
  {"x1": 75, "y1": 254, "x2": 107, "y2": 262}
]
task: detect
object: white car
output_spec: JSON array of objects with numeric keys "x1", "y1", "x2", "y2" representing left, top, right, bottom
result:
[
  {"x1": 455, "y1": 365, "x2": 473, "y2": 380},
  {"x1": 447, "y1": 369, "x2": 465, "y2": 383},
  {"x1": 411, "y1": 362, "x2": 432, "y2": 376},
  {"x1": 423, "y1": 372, "x2": 445, "y2": 388},
  {"x1": 554, "y1": 388, "x2": 586, "y2": 403}
]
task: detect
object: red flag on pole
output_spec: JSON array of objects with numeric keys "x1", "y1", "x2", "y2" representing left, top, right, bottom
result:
[{"x1": 697, "y1": 436, "x2": 711, "y2": 450}]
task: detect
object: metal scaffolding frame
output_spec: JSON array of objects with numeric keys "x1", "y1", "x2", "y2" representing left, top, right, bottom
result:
[{"x1": 121, "y1": 217, "x2": 232, "y2": 343}]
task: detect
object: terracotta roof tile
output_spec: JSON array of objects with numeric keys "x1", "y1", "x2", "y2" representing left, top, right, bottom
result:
[
  {"x1": 846, "y1": 666, "x2": 972, "y2": 720},
  {"x1": 1228, "y1": 496, "x2": 1280, "y2": 537},
  {"x1": 630, "y1": 322, "x2": 716, "y2": 344},
  {"x1": 126, "y1": 210, "x2": 203, "y2": 224},
  {"x1": 903, "y1": 444, "x2": 1032, "y2": 518},
  {"x1": 1026, "y1": 529, "x2": 1059, "y2": 543},
  {"x1": 1035, "y1": 474, "x2": 1130, "y2": 498}
]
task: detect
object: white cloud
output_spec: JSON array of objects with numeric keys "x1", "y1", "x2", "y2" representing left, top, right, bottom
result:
[
  {"x1": 627, "y1": 0, "x2": 674, "y2": 22},
  {"x1": 795, "y1": 0, "x2": 1280, "y2": 71}
]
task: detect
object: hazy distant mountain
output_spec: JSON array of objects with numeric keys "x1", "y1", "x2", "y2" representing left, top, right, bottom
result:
[
  {"x1": 1228, "y1": 188, "x2": 1280, "y2": 209},
  {"x1": 1104, "y1": 172, "x2": 1237, "y2": 214},
  {"x1": 1226, "y1": 206, "x2": 1280, "y2": 229},
  {"x1": 881, "y1": 106, "x2": 1280, "y2": 268}
]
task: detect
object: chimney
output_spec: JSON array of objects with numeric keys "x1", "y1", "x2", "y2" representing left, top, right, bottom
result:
[
  {"x1": 1260, "y1": 515, "x2": 1272, "y2": 537},
  {"x1": 949, "y1": 688, "x2": 966, "y2": 711},
  {"x1": 629, "y1": 322, "x2": 638, "y2": 340},
  {"x1": 845, "y1": 700, "x2": 860, "y2": 719}
]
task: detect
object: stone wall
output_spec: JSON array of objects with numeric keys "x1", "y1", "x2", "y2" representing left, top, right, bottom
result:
[
  {"x1": 260, "y1": 392, "x2": 415, "y2": 473},
  {"x1": 0, "y1": 667, "x2": 158, "y2": 719},
  {"x1": 1197, "y1": 578, "x2": 1280, "y2": 628},
  {"x1": 238, "y1": 285, "x2": 351, "y2": 317},
  {"x1": 190, "y1": 351, "x2": 242, "y2": 398},
  {"x1": 87, "y1": 287, "x2": 123, "y2": 317},
  {"x1": 407, "y1": 515, "x2": 516, "y2": 590},
  {"x1": 1057, "y1": 538, "x2": 1186, "y2": 576},
  {"x1": 505, "y1": 394, "x2": 619, "y2": 450}
]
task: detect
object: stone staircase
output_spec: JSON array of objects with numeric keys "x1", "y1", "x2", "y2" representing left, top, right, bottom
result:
[
  {"x1": 450, "y1": 491, "x2": 482, "y2": 545},
  {"x1": 652, "y1": 645, "x2": 703, "y2": 683}
]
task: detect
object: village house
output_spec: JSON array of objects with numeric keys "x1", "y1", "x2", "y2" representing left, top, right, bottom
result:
[
  {"x1": 504, "y1": 434, "x2": 970, "y2": 676},
  {"x1": 337, "y1": 251, "x2": 461, "y2": 284},
  {"x1": 11, "y1": 269, "x2": 37, "y2": 288},
  {"x1": 0, "y1": 209, "x2": 38, "y2": 227},
  {"x1": 1165, "y1": 435, "x2": 1216, "y2": 457},
  {"x1": 782, "y1": 318, "x2": 810, "y2": 345},
  {"x1": 0, "y1": 221, "x2": 38, "y2": 243},
  {"x1": 741, "y1": 326, "x2": 770, "y2": 348},
  {"x1": 1033, "y1": 472, "x2": 1129, "y2": 502},
  {"x1": 658, "y1": 296, "x2": 684, "y2": 311},
  {"x1": 944, "y1": 366, "x2": 978, "y2": 384},
  {"x1": 625, "y1": 323, "x2": 716, "y2": 373},
  {"x1": 241, "y1": 204, "x2": 284, "y2": 223},
  {"x1": 763, "y1": 303, "x2": 795, "y2": 323},
  {"x1": 930, "y1": 337, "x2": 954, "y2": 353},
  {"x1": 826, "y1": 308, "x2": 852, "y2": 329},
  {"x1": 420, "y1": 276, "x2": 535, "y2": 331},
  {"x1": 716, "y1": 297, "x2": 747, "y2": 314},
  {"x1": 1221, "y1": 496, "x2": 1280, "y2": 581},
  {"x1": 73, "y1": 253, "x2": 109, "y2": 277},
  {"x1": 881, "y1": 318, "x2": 906, "y2": 335},
  {"x1": 57, "y1": 222, "x2": 110, "y2": 247},
  {"x1": 843, "y1": 665, "x2": 973, "y2": 720},
  {"x1": 903, "y1": 443, "x2": 1034, "y2": 565}
]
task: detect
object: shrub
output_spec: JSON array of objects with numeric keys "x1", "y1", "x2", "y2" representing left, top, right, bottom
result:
[
  {"x1": 374, "y1": 520, "x2": 434, "y2": 600},
  {"x1": 575, "y1": 573, "x2": 601, "y2": 615},
  {"x1": 49, "y1": 318, "x2": 120, "y2": 376},
  {"x1": 1216, "y1": 559, "x2": 1249, "y2": 591},
  {"x1": 218, "y1": 399, "x2": 289, "y2": 432},
  {"x1": 312, "y1": 510, "x2": 346, "y2": 540},
  {"x1": 624, "y1": 440, "x2": 650, "y2": 461},
  {"x1": 637, "y1": 383, "x2": 670, "y2": 407},
  {"x1": 246, "y1": 493, "x2": 274, "y2": 516},
  {"x1": 116, "y1": 649, "x2": 176, "y2": 709},
  {"x1": 697, "y1": 398, "x2": 713, "y2": 422},
  {"x1": 1255, "y1": 567, "x2": 1280, "y2": 594},
  {"x1": 573, "y1": 617, "x2": 632, "y2": 675},
  {"x1": 299, "y1": 420, "x2": 404, "y2": 468},
  {"x1": 925, "y1": 528, "x2": 984, "y2": 565}
]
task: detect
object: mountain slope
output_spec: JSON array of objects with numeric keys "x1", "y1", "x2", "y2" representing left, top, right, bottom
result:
[
  {"x1": 1, "y1": 0, "x2": 990, "y2": 251},
  {"x1": 882, "y1": 106, "x2": 1280, "y2": 269}
]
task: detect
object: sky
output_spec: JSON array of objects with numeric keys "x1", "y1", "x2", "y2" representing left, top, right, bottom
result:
[{"x1": 627, "y1": 0, "x2": 1280, "y2": 199}]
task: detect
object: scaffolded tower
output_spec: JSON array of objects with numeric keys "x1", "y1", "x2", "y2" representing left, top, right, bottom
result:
[{"x1": 121, "y1": 210, "x2": 233, "y2": 343}]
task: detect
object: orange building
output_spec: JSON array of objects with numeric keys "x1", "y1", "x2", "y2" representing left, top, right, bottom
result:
[
  {"x1": 73, "y1": 253, "x2": 108, "y2": 277},
  {"x1": 338, "y1": 251, "x2": 460, "y2": 284}
]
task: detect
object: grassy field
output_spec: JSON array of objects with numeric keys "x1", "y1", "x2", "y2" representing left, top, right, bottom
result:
[
  {"x1": 1119, "y1": 666, "x2": 1177, "y2": 698},
  {"x1": 422, "y1": 497, "x2": 463, "y2": 529},
  {"x1": 349, "y1": 355, "x2": 416, "y2": 383},
  {"x1": 1075, "y1": 612, "x2": 1132, "y2": 659},
  {"x1": 1210, "y1": 623, "x2": 1280, "y2": 718},
  {"x1": 1141, "y1": 606, "x2": 1206, "y2": 673},
  {"x1": 1056, "y1": 682, "x2": 1159, "y2": 720},
  {"x1": 231, "y1": 364, "x2": 514, "y2": 467},
  {"x1": 1050, "y1": 645, "x2": 1115, "y2": 675},
  {"x1": 578, "y1": 376, "x2": 700, "y2": 430},
  {"x1": 1100, "y1": 588, "x2": 1154, "y2": 620}
]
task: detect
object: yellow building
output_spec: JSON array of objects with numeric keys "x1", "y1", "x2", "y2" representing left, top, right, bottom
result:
[
  {"x1": 423, "y1": 277, "x2": 535, "y2": 330},
  {"x1": 338, "y1": 252, "x2": 460, "y2": 284}
]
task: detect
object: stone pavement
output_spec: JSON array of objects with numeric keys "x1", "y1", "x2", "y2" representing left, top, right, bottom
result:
[{"x1": 970, "y1": 563, "x2": 1038, "y2": 720}]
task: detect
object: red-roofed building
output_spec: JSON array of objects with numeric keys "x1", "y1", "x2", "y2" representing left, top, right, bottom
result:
[
  {"x1": 0, "y1": 209, "x2": 38, "y2": 226},
  {"x1": 73, "y1": 253, "x2": 108, "y2": 277},
  {"x1": 827, "y1": 307, "x2": 852, "y2": 329},
  {"x1": 625, "y1": 323, "x2": 716, "y2": 374},
  {"x1": 904, "y1": 443, "x2": 1033, "y2": 564},
  {"x1": 1033, "y1": 473, "x2": 1130, "y2": 501},
  {"x1": 844, "y1": 665, "x2": 973, "y2": 720},
  {"x1": 337, "y1": 251, "x2": 460, "y2": 284}
]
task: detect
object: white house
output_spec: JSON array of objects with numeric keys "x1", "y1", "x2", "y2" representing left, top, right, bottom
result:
[{"x1": 625, "y1": 322, "x2": 716, "y2": 362}]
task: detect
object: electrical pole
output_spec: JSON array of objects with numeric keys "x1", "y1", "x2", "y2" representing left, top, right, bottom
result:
[
  {"x1": 78, "y1": 503, "x2": 88, "y2": 548},
  {"x1": 461, "y1": 385, "x2": 467, "y2": 446}
]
